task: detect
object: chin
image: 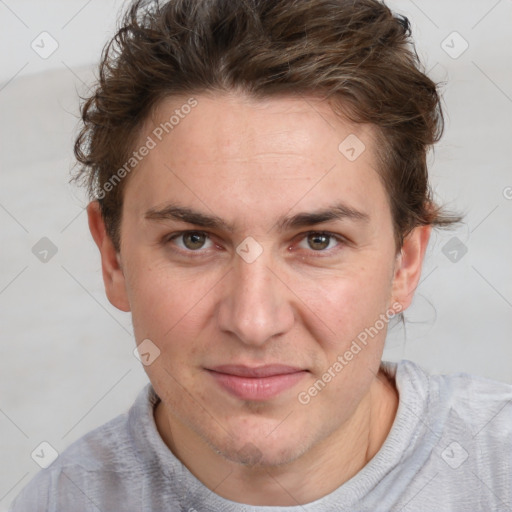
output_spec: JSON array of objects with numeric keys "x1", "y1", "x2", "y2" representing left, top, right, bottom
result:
[{"x1": 205, "y1": 425, "x2": 313, "y2": 468}]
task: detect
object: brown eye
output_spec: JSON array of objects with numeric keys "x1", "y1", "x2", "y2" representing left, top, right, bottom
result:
[
  {"x1": 166, "y1": 231, "x2": 214, "y2": 253},
  {"x1": 295, "y1": 231, "x2": 345, "y2": 254},
  {"x1": 307, "y1": 233, "x2": 331, "y2": 251},
  {"x1": 181, "y1": 232, "x2": 208, "y2": 250}
]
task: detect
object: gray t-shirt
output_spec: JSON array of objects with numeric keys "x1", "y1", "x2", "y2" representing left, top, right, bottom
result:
[{"x1": 8, "y1": 359, "x2": 512, "y2": 511}]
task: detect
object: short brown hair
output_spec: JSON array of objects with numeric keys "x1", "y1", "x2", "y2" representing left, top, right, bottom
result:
[{"x1": 73, "y1": 0, "x2": 462, "y2": 253}]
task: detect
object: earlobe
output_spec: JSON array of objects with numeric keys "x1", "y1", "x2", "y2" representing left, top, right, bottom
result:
[
  {"x1": 391, "y1": 225, "x2": 432, "y2": 311},
  {"x1": 87, "y1": 201, "x2": 131, "y2": 312}
]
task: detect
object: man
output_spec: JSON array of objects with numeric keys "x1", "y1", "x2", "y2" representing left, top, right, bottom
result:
[{"x1": 10, "y1": 0, "x2": 511, "y2": 510}]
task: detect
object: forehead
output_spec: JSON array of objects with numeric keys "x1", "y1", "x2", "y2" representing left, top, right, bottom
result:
[
  {"x1": 145, "y1": 92, "x2": 373, "y2": 167},
  {"x1": 124, "y1": 92, "x2": 390, "y2": 230}
]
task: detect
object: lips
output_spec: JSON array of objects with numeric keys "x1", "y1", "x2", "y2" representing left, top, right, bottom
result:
[
  {"x1": 206, "y1": 364, "x2": 307, "y2": 401},
  {"x1": 210, "y1": 364, "x2": 303, "y2": 378}
]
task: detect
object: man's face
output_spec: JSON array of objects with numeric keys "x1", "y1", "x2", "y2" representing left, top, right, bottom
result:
[{"x1": 111, "y1": 93, "x2": 407, "y2": 465}]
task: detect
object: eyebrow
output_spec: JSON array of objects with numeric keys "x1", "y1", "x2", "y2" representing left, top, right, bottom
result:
[{"x1": 144, "y1": 201, "x2": 370, "y2": 232}]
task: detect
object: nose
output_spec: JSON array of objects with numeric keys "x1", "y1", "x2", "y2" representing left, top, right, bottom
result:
[{"x1": 216, "y1": 248, "x2": 295, "y2": 347}]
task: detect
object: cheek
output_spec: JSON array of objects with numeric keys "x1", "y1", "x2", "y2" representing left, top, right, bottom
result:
[
  {"x1": 294, "y1": 267, "x2": 393, "y2": 417},
  {"x1": 126, "y1": 257, "x2": 217, "y2": 348},
  {"x1": 300, "y1": 261, "x2": 394, "y2": 348}
]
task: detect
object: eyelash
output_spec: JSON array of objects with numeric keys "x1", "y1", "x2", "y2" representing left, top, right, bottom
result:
[{"x1": 163, "y1": 230, "x2": 347, "y2": 258}]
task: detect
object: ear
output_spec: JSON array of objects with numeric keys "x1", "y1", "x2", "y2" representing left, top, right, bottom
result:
[
  {"x1": 391, "y1": 224, "x2": 432, "y2": 311},
  {"x1": 87, "y1": 201, "x2": 131, "y2": 312}
]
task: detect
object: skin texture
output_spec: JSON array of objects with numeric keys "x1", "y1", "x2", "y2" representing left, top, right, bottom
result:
[{"x1": 87, "y1": 92, "x2": 431, "y2": 506}]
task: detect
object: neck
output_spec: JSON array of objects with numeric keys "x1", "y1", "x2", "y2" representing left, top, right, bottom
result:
[{"x1": 154, "y1": 368, "x2": 398, "y2": 506}]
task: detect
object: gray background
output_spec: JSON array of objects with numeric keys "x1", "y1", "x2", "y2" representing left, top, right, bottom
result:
[{"x1": 1, "y1": 0, "x2": 511, "y2": 508}]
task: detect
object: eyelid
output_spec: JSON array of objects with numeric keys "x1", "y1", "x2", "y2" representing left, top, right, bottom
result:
[
  {"x1": 164, "y1": 230, "x2": 216, "y2": 255},
  {"x1": 164, "y1": 230, "x2": 347, "y2": 256},
  {"x1": 294, "y1": 231, "x2": 346, "y2": 254}
]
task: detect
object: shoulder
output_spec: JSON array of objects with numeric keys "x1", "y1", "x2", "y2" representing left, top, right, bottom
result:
[
  {"x1": 397, "y1": 359, "x2": 512, "y2": 445},
  {"x1": 372, "y1": 361, "x2": 512, "y2": 509},
  {"x1": 8, "y1": 385, "x2": 153, "y2": 512},
  {"x1": 432, "y1": 364, "x2": 511, "y2": 435}
]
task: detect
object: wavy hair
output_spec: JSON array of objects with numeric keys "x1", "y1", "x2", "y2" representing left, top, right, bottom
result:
[{"x1": 73, "y1": 0, "x2": 462, "y2": 252}]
